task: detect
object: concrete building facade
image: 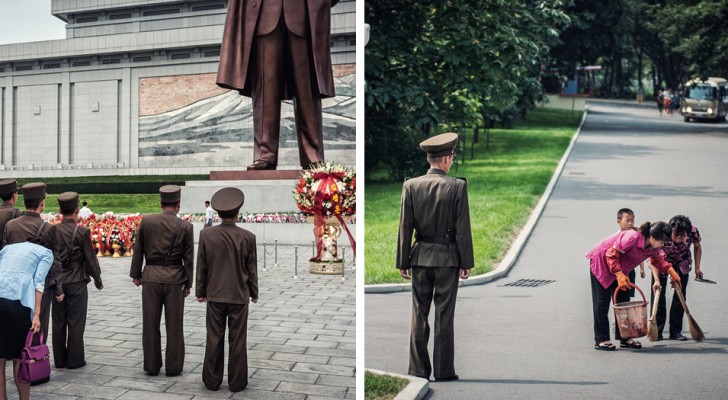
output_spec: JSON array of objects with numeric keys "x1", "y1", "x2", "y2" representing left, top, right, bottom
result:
[{"x1": 0, "y1": 0, "x2": 356, "y2": 178}]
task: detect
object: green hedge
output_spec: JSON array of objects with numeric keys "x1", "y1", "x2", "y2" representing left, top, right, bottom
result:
[{"x1": 16, "y1": 175, "x2": 208, "y2": 195}]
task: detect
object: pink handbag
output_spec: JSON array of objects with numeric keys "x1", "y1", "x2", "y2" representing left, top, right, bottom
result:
[{"x1": 17, "y1": 330, "x2": 51, "y2": 385}]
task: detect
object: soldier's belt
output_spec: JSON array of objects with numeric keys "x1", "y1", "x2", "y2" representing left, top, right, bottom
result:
[{"x1": 415, "y1": 233, "x2": 455, "y2": 244}]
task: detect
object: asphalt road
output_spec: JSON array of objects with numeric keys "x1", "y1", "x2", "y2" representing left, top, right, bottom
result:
[{"x1": 365, "y1": 102, "x2": 728, "y2": 400}]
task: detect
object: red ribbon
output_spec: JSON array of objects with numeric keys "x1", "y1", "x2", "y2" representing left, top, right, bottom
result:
[{"x1": 336, "y1": 215, "x2": 356, "y2": 256}]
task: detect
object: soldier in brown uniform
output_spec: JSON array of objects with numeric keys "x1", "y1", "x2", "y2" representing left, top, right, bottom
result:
[
  {"x1": 49, "y1": 192, "x2": 103, "y2": 369},
  {"x1": 195, "y1": 187, "x2": 258, "y2": 392},
  {"x1": 3, "y1": 182, "x2": 62, "y2": 344},
  {"x1": 130, "y1": 185, "x2": 194, "y2": 377},
  {"x1": 0, "y1": 179, "x2": 23, "y2": 249},
  {"x1": 397, "y1": 132, "x2": 474, "y2": 382}
]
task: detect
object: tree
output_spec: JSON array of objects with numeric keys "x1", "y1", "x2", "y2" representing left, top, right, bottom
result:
[{"x1": 365, "y1": 0, "x2": 569, "y2": 180}]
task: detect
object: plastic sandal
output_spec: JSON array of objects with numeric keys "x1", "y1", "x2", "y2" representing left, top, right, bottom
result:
[
  {"x1": 620, "y1": 339, "x2": 642, "y2": 349},
  {"x1": 594, "y1": 341, "x2": 616, "y2": 351}
]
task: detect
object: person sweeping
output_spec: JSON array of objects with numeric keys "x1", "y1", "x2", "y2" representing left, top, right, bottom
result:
[{"x1": 586, "y1": 221, "x2": 681, "y2": 351}]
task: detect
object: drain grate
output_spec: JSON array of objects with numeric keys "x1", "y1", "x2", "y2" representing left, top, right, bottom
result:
[{"x1": 500, "y1": 279, "x2": 555, "y2": 288}]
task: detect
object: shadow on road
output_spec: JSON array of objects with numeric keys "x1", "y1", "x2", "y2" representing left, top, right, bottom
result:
[{"x1": 553, "y1": 179, "x2": 728, "y2": 200}]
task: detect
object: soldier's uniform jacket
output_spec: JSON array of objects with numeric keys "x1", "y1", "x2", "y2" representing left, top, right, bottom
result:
[
  {"x1": 47, "y1": 219, "x2": 102, "y2": 286},
  {"x1": 130, "y1": 210, "x2": 194, "y2": 288},
  {"x1": 3, "y1": 211, "x2": 62, "y2": 295},
  {"x1": 195, "y1": 220, "x2": 258, "y2": 303},
  {"x1": 0, "y1": 204, "x2": 23, "y2": 249},
  {"x1": 397, "y1": 169, "x2": 474, "y2": 269}
]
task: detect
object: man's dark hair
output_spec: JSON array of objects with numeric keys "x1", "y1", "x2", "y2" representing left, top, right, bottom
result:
[
  {"x1": 60, "y1": 205, "x2": 77, "y2": 215},
  {"x1": 0, "y1": 192, "x2": 14, "y2": 201},
  {"x1": 219, "y1": 208, "x2": 240, "y2": 219},
  {"x1": 669, "y1": 215, "x2": 692, "y2": 236},
  {"x1": 617, "y1": 208, "x2": 634, "y2": 219},
  {"x1": 24, "y1": 198, "x2": 42, "y2": 210},
  {"x1": 82, "y1": 201, "x2": 88, "y2": 207},
  {"x1": 205, "y1": 201, "x2": 210, "y2": 205}
]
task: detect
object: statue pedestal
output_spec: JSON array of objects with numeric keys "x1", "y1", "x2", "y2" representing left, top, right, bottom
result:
[
  {"x1": 210, "y1": 170, "x2": 302, "y2": 181},
  {"x1": 309, "y1": 260, "x2": 343, "y2": 275},
  {"x1": 181, "y1": 170, "x2": 305, "y2": 214}
]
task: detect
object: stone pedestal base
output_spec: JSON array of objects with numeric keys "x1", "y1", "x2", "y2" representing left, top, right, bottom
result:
[{"x1": 309, "y1": 260, "x2": 343, "y2": 275}]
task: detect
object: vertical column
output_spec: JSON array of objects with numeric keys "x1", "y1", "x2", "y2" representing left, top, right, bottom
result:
[
  {"x1": 69, "y1": 83, "x2": 75, "y2": 164},
  {"x1": 59, "y1": 72, "x2": 71, "y2": 165},
  {"x1": 0, "y1": 85, "x2": 4, "y2": 166},
  {"x1": 127, "y1": 67, "x2": 138, "y2": 168},
  {"x1": 11, "y1": 86, "x2": 17, "y2": 166}
]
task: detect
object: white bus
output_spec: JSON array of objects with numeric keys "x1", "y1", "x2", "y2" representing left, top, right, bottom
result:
[{"x1": 681, "y1": 77, "x2": 728, "y2": 122}]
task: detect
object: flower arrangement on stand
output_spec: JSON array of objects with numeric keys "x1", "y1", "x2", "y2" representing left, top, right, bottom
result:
[{"x1": 293, "y1": 162, "x2": 356, "y2": 275}]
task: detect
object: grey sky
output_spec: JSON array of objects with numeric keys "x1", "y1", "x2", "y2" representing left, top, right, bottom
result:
[{"x1": 0, "y1": 1, "x2": 66, "y2": 46}]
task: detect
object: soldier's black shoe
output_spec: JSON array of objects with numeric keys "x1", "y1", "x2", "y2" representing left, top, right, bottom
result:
[
  {"x1": 670, "y1": 334, "x2": 688, "y2": 341},
  {"x1": 435, "y1": 375, "x2": 459, "y2": 382},
  {"x1": 67, "y1": 361, "x2": 86, "y2": 369},
  {"x1": 247, "y1": 160, "x2": 276, "y2": 170},
  {"x1": 166, "y1": 371, "x2": 181, "y2": 377},
  {"x1": 145, "y1": 371, "x2": 159, "y2": 376}
]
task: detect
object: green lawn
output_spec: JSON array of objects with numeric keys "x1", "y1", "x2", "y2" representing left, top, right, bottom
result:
[
  {"x1": 365, "y1": 371, "x2": 409, "y2": 400},
  {"x1": 365, "y1": 108, "x2": 583, "y2": 284},
  {"x1": 43, "y1": 194, "x2": 163, "y2": 215}
]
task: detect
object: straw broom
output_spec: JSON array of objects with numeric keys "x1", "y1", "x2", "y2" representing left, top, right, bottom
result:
[
  {"x1": 673, "y1": 282, "x2": 705, "y2": 342},
  {"x1": 647, "y1": 287, "x2": 661, "y2": 341}
]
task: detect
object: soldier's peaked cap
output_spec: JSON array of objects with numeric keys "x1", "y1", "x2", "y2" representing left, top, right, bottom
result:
[
  {"x1": 159, "y1": 185, "x2": 182, "y2": 203},
  {"x1": 0, "y1": 179, "x2": 18, "y2": 195},
  {"x1": 420, "y1": 132, "x2": 458, "y2": 157},
  {"x1": 21, "y1": 182, "x2": 47, "y2": 200},
  {"x1": 211, "y1": 187, "x2": 244, "y2": 216},
  {"x1": 57, "y1": 192, "x2": 79, "y2": 210}
]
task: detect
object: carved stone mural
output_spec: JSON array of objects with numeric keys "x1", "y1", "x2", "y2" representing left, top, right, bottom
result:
[{"x1": 138, "y1": 72, "x2": 355, "y2": 168}]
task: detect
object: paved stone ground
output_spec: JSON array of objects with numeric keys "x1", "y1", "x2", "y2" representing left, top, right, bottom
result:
[{"x1": 4, "y1": 243, "x2": 356, "y2": 399}]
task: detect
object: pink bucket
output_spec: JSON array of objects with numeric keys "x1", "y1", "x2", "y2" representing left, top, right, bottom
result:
[{"x1": 613, "y1": 283, "x2": 648, "y2": 339}]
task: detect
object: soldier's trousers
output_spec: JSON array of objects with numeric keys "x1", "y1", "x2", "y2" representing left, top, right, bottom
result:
[
  {"x1": 409, "y1": 266, "x2": 460, "y2": 379},
  {"x1": 52, "y1": 281, "x2": 89, "y2": 368},
  {"x1": 203, "y1": 302, "x2": 249, "y2": 392},
  {"x1": 142, "y1": 282, "x2": 185, "y2": 375},
  {"x1": 38, "y1": 290, "x2": 52, "y2": 344}
]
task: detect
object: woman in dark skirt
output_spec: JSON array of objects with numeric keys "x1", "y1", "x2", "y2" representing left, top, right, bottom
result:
[{"x1": 0, "y1": 241, "x2": 53, "y2": 400}]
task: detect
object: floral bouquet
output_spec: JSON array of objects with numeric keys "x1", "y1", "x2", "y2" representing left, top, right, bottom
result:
[
  {"x1": 294, "y1": 162, "x2": 356, "y2": 218},
  {"x1": 293, "y1": 162, "x2": 356, "y2": 262}
]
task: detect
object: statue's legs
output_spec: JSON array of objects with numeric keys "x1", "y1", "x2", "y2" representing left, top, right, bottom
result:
[{"x1": 251, "y1": 19, "x2": 324, "y2": 169}]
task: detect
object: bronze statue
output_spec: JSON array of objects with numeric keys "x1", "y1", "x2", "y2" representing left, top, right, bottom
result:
[{"x1": 217, "y1": 0, "x2": 340, "y2": 170}]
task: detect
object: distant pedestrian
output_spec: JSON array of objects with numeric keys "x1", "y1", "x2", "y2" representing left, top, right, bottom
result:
[
  {"x1": 657, "y1": 89, "x2": 665, "y2": 116},
  {"x1": 78, "y1": 201, "x2": 92, "y2": 219},
  {"x1": 196, "y1": 187, "x2": 258, "y2": 392},
  {"x1": 48, "y1": 192, "x2": 103, "y2": 369},
  {"x1": 650, "y1": 215, "x2": 703, "y2": 341},
  {"x1": 204, "y1": 200, "x2": 214, "y2": 228},
  {"x1": 586, "y1": 221, "x2": 680, "y2": 351},
  {"x1": 397, "y1": 132, "x2": 474, "y2": 381},
  {"x1": 130, "y1": 185, "x2": 194, "y2": 377}
]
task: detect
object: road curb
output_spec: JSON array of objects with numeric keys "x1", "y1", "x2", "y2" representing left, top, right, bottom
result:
[
  {"x1": 364, "y1": 108, "x2": 589, "y2": 294},
  {"x1": 366, "y1": 369, "x2": 429, "y2": 400}
]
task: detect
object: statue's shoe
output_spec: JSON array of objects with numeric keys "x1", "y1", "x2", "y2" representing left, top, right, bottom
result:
[{"x1": 247, "y1": 160, "x2": 277, "y2": 170}]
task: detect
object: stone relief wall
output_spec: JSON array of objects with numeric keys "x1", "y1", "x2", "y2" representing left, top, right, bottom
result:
[{"x1": 138, "y1": 69, "x2": 355, "y2": 169}]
